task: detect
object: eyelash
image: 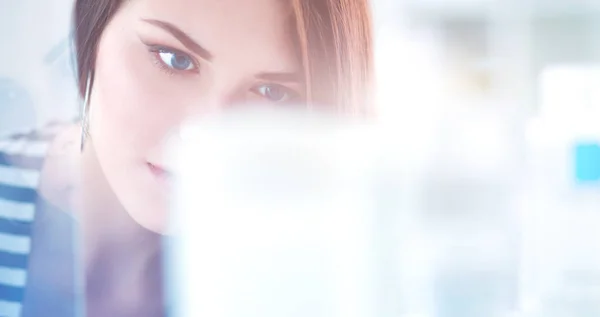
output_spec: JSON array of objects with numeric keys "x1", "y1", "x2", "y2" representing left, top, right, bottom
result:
[
  {"x1": 253, "y1": 84, "x2": 298, "y2": 103},
  {"x1": 146, "y1": 44, "x2": 200, "y2": 76},
  {"x1": 144, "y1": 43, "x2": 300, "y2": 103}
]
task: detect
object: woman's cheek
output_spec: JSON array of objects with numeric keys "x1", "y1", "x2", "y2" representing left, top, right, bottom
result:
[{"x1": 94, "y1": 40, "x2": 187, "y2": 150}]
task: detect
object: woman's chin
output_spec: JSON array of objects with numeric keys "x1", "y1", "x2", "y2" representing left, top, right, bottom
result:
[
  {"x1": 115, "y1": 165, "x2": 171, "y2": 235},
  {"x1": 128, "y1": 202, "x2": 169, "y2": 235}
]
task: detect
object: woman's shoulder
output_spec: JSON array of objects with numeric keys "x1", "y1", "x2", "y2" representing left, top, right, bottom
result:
[
  {"x1": 0, "y1": 122, "x2": 77, "y2": 164},
  {"x1": 0, "y1": 124, "x2": 62, "y2": 203},
  {"x1": 0, "y1": 123, "x2": 65, "y2": 317},
  {"x1": 0, "y1": 127, "x2": 56, "y2": 170},
  {"x1": 0, "y1": 122, "x2": 77, "y2": 317},
  {"x1": 0, "y1": 122, "x2": 79, "y2": 206},
  {"x1": 0, "y1": 121, "x2": 74, "y2": 221},
  {"x1": 0, "y1": 122, "x2": 78, "y2": 228}
]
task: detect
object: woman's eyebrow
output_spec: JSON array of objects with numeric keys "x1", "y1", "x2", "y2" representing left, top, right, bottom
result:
[
  {"x1": 141, "y1": 18, "x2": 214, "y2": 61},
  {"x1": 255, "y1": 72, "x2": 303, "y2": 83}
]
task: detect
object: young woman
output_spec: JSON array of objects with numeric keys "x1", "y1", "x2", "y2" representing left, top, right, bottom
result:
[{"x1": 0, "y1": 0, "x2": 373, "y2": 316}]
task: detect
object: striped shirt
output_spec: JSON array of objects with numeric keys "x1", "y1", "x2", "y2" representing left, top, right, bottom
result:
[{"x1": 0, "y1": 125, "x2": 59, "y2": 317}]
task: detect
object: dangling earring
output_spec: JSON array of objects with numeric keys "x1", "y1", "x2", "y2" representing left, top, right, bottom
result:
[{"x1": 80, "y1": 71, "x2": 93, "y2": 152}]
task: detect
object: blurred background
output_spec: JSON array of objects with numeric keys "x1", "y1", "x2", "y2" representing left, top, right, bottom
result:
[
  {"x1": 0, "y1": 0, "x2": 77, "y2": 134},
  {"x1": 2, "y1": 1, "x2": 600, "y2": 316},
  {"x1": 373, "y1": 0, "x2": 600, "y2": 118}
]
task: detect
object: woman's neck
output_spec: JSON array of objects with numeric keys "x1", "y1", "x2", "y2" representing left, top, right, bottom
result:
[
  {"x1": 78, "y1": 141, "x2": 162, "y2": 275},
  {"x1": 78, "y1": 140, "x2": 164, "y2": 315},
  {"x1": 39, "y1": 125, "x2": 162, "y2": 296}
]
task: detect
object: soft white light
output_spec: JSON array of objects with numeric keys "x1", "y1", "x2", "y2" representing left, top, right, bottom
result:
[{"x1": 168, "y1": 108, "x2": 379, "y2": 317}]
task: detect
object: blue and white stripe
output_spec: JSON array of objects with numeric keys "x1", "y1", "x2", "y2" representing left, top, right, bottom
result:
[{"x1": 0, "y1": 129, "x2": 52, "y2": 317}]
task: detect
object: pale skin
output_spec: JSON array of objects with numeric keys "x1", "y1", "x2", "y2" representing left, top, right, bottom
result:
[{"x1": 37, "y1": 0, "x2": 305, "y2": 315}]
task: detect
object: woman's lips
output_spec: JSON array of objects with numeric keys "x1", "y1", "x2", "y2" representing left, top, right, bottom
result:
[{"x1": 147, "y1": 162, "x2": 172, "y2": 181}]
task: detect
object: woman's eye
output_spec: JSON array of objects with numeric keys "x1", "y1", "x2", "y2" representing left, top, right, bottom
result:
[
  {"x1": 256, "y1": 84, "x2": 294, "y2": 103},
  {"x1": 157, "y1": 49, "x2": 196, "y2": 71}
]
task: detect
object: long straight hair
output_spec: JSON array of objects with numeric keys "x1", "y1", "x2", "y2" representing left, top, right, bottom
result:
[{"x1": 73, "y1": 0, "x2": 373, "y2": 115}]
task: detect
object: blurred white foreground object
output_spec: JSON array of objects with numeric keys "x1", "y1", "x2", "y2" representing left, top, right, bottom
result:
[
  {"x1": 395, "y1": 107, "x2": 524, "y2": 317},
  {"x1": 166, "y1": 107, "x2": 379, "y2": 317},
  {"x1": 164, "y1": 104, "x2": 528, "y2": 317},
  {"x1": 521, "y1": 111, "x2": 600, "y2": 317}
]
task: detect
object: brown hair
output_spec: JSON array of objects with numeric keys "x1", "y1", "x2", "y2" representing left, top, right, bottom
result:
[{"x1": 73, "y1": 0, "x2": 373, "y2": 115}]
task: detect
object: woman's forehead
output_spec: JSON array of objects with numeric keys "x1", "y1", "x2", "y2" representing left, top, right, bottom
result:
[
  {"x1": 122, "y1": 0, "x2": 298, "y2": 69},
  {"x1": 129, "y1": 0, "x2": 293, "y2": 46}
]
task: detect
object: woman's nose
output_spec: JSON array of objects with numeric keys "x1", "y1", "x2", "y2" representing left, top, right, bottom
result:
[
  {"x1": 183, "y1": 96, "x2": 224, "y2": 119},
  {"x1": 184, "y1": 86, "x2": 243, "y2": 118}
]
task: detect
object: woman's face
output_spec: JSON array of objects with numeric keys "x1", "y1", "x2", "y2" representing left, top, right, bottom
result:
[{"x1": 88, "y1": 0, "x2": 304, "y2": 233}]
